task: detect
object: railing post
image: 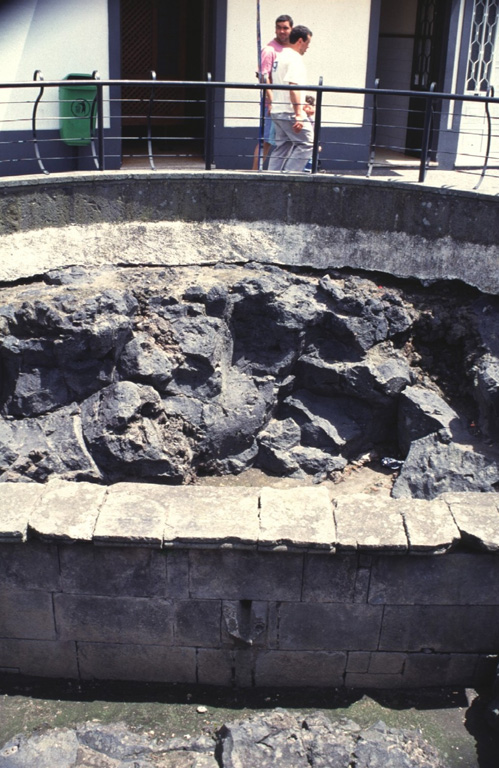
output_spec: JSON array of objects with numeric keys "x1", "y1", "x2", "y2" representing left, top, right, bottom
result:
[
  {"x1": 92, "y1": 71, "x2": 105, "y2": 171},
  {"x1": 311, "y1": 77, "x2": 323, "y2": 174},
  {"x1": 257, "y1": 74, "x2": 268, "y2": 171},
  {"x1": 474, "y1": 85, "x2": 494, "y2": 191},
  {"x1": 5, "y1": 76, "x2": 499, "y2": 182},
  {"x1": 32, "y1": 70, "x2": 49, "y2": 175},
  {"x1": 366, "y1": 78, "x2": 380, "y2": 178},
  {"x1": 147, "y1": 71, "x2": 157, "y2": 171},
  {"x1": 418, "y1": 82, "x2": 436, "y2": 183},
  {"x1": 204, "y1": 73, "x2": 214, "y2": 170}
]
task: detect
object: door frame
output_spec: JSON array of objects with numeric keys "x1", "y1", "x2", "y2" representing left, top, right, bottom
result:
[{"x1": 405, "y1": 0, "x2": 453, "y2": 156}]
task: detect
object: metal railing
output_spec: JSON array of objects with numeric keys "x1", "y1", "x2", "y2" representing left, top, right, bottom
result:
[{"x1": 1, "y1": 72, "x2": 499, "y2": 189}]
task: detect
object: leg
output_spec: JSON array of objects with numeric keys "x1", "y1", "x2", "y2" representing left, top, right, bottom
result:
[
  {"x1": 252, "y1": 109, "x2": 274, "y2": 170},
  {"x1": 252, "y1": 141, "x2": 271, "y2": 170},
  {"x1": 281, "y1": 121, "x2": 314, "y2": 173},
  {"x1": 268, "y1": 116, "x2": 313, "y2": 173},
  {"x1": 267, "y1": 117, "x2": 295, "y2": 171}
]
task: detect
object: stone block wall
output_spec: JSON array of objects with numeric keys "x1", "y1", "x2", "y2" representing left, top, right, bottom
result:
[{"x1": 1, "y1": 480, "x2": 498, "y2": 688}]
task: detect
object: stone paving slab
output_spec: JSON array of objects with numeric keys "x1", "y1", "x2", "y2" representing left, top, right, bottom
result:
[
  {"x1": 0, "y1": 483, "x2": 44, "y2": 542},
  {"x1": 94, "y1": 483, "x2": 167, "y2": 547},
  {"x1": 28, "y1": 480, "x2": 107, "y2": 542},
  {"x1": 258, "y1": 486, "x2": 334, "y2": 551},
  {"x1": 3, "y1": 480, "x2": 499, "y2": 553},
  {"x1": 163, "y1": 487, "x2": 260, "y2": 548},
  {"x1": 442, "y1": 492, "x2": 499, "y2": 551},
  {"x1": 401, "y1": 498, "x2": 460, "y2": 554},
  {"x1": 334, "y1": 495, "x2": 408, "y2": 552}
]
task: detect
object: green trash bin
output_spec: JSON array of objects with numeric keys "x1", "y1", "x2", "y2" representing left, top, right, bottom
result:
[{"x1": 59, "y1": 74, "x2": 97, "y2": 146}]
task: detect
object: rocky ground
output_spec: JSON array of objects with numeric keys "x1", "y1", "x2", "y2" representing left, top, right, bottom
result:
[
  {"x1": 197, "y1": 457, "x2": 397, "y2": 496},
  {"x1": 0, "y1": 712, "x2": 449, "y2": 767},
  {"x1": 1, "y1": 679, "x2": 499, "y2": 768},
  {"x1": 1, "y1": 263, "x2": 499, "y2": 497},
  {"x1": 2, "y1": 256, "x2": 499, "y2": 766}
]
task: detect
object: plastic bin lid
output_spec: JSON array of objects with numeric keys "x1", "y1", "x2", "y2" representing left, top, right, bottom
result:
[{"x1": 63, "y1": 73, "x2": 93, "y2": 80}]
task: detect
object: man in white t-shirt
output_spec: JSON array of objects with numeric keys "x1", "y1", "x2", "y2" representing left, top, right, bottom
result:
[{"x1": 268, "y1": 25, "x2": 313, "y2": 173}]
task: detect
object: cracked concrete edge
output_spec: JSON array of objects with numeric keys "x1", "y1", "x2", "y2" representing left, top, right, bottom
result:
[
  {"x1": 1, "y1": 174, "x2": 499, "y2": 295},
  {"x1": 0, "y1": 220, "x2": 497, "y2": 297},
  {"x1": 1, "y1": 479, "x2": 499, "y2": 553}
]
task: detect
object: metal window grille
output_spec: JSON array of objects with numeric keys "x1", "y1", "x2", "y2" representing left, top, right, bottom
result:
[
  {"x1": 466, "y1": 0, "x2": 499, "y2": 92},
  {"x1": 412, "y1": 0, "x2": 437, "y2": 88}
]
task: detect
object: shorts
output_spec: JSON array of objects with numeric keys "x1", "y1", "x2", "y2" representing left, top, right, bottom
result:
[{"x1": 263, "y1": 108, "x2": 276, "y2": 146}]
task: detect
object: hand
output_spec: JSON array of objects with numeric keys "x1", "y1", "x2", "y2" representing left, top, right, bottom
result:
[{"x1": 293, "y1": 119, "x2": 304, "y2": 133}]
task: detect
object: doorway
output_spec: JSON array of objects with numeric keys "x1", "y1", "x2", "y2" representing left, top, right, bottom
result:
[
  {"x1": 375, "y1": 0, "x2": 451, "y2": 160},
  {"x1": 405, "y1": 0, "x2": 452, "y2": 157},
  {"x1": 120, "y1": 0, "x2": 213, "y2": 161}
]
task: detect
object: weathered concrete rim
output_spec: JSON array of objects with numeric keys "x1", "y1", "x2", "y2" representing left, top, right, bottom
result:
[
  {"x1": 1, "y1": 171, "x2": 498, "y2": 295},
  {"x1": 1, "y1": 480, "x2": 499, "y2": 554},
  {"x1": 1, "y1": 168, "x2": 498, "y2": 198}
]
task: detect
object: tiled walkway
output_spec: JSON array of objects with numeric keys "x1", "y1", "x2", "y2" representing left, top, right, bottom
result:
[
  {"x1": 120, "y1": 152, "x2": 499, "y2": 195},
  {"x1": 345, "y1": 152, "x2": 499, "y2": 195}
]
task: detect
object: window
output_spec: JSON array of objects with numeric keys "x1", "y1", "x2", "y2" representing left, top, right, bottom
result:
[{"x1": 466, "y1": 0, "x2": 499, "y2": 92}]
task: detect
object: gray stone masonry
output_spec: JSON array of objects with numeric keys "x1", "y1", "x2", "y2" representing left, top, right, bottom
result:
[{"x1": 0, "y1": 480, "x2": 498, "y2": 689}]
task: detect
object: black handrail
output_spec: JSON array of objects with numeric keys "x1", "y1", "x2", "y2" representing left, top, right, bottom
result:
[
  {"x1": 256, "y1": 74, "x2": 268, "y2": 171},
  {"x1": 204, "y1": 72, "x2": 214, "y2": 171},
  {"x1": 6, "y1": 76, "x2": 499, "y2": 103},
  {"x1": 92, "y1": 71, "x2": 105, "y2": 171},
  {"x1": 147, "y1": 70, "x2": 157, "y2": 171},
  {"x1": 88, "y1": 70, "x2": 101, "y2": 171},
  {"x1": 311, "y1": 76, "x2": 323, "y2": 175},
  {"x1": 418, "y1": 82, "x2": 436, "y2": 183},
  {"x1": 31, "y1": 70, "x2": 49, "y2": 175},
  {"x1": 366, "y1": 78, "x2": 380, "y2": 178},
  {"x1": 4, "y1": 76, "x2": 499, "y2": 182},
  {"x1": 474, "y1": 85, "x2": 494, "y2": 192}
]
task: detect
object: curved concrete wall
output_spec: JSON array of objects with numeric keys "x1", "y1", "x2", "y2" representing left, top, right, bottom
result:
[
  {"x1": 1, "y1": 173, "x2": 499, "y2": 689},
  {"x1": 0, "y1": 172, "x2": 498, "y2": 294}
]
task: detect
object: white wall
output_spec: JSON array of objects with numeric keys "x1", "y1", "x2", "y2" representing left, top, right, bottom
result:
[
  {"x1": 224, "y1": 0, "x2": 372, "y2": 128},
  {"x1": 0, "y1": 0, "x2": 109, "y2": 131}
]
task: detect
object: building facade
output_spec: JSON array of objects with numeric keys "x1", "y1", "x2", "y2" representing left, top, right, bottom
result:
[{"x1": 0, "y1": 0, "x2": 497, "y2": 174}]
